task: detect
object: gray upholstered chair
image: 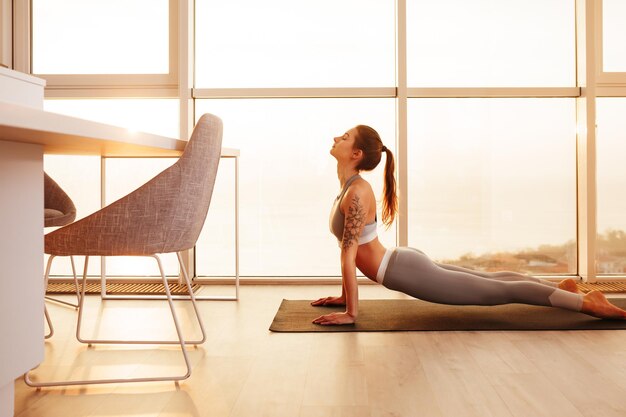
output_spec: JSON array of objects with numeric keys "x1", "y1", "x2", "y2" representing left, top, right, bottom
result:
[
  {"x1": 43, "y1": 172, "x2": 79, "y2": 339},
  {"x1": 44, "y1": 173, "x2": 77, "y2": 228},
  {"x1": 26, "y1": 114, "x2": 222, "y2": 387}
]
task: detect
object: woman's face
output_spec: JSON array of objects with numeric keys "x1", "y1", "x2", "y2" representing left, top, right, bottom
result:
[{"x1": 330, "y1": 127, "x2": 359, "y2": 161}]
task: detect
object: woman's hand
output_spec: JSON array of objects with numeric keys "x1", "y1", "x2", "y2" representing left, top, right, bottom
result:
[
  {"x1": 312, "y1": 312, "x2": 356, "y2": 326},
  {"x1": 311, "y1": 296, "x2": 346, "y2": 306}
]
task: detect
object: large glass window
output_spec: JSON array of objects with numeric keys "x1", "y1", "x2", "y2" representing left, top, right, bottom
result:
[
  {"x1": 596, "y1": 98, "x2": 626, "y2": 274},
  {"x1": 35, "y1": 2, "x2": 593, "y2": 280},
  {"x1": 32, "y1": 0, "x2": 170, "y2": 74},
  {"x1": 44, "y1": 99, "x2": 179, "y2": 138},
  {"x1": 406, "y1": 0, "x2": 575, "y2": 87},
  {"x1": 196, "y1": 156, "x2": 237, "y2": 277},
  {"x1": 195, "y1": 0, "x2": 394, "y2": 88},
  {"x1": 195, "y1": 99, "x2": 395, "y2": 276},
  {"x1": 407, "y1": 98, "x2": 577, "y2": 274},
  {"x1": 602, "y1": 0, "x2": 626, "y2": 72}
]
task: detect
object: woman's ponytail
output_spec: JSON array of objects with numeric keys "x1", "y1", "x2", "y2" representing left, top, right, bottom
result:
[
  {"x1": 381, "y1": 147, "x2": 397, "y2": 228},
  {"x1": 354, "y1": 125, "x2": 398, "y2": 228}
]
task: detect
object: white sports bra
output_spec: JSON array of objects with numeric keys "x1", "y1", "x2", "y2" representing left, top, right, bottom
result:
[{"x1": 329, "y1": 174, "x2": 378, "y2": 246}]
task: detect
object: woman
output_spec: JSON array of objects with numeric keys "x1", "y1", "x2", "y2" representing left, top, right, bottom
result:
[{"x1": 311, "y1": 125, "x2": 626, "y2": 325}]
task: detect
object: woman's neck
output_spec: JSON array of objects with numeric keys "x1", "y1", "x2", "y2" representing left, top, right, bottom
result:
[{"x1": 337, "y1": 166, "x2": 360, "y2": 188}]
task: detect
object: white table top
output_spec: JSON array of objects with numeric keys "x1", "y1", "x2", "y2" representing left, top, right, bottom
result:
[{"x1": 0, "y1": 100, "x2": 239, "y2": 157}]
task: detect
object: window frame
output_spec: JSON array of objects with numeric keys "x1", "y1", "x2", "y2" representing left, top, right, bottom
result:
[
  {"x1": 24, "y1": 0, "x2": 179, "y2": 98},
  {"x1": 0, "y1": 0, "x2": 11, "y2": 67},
  {"x1": 595, "y1": 0, "x2": 626, "y2": 86}
]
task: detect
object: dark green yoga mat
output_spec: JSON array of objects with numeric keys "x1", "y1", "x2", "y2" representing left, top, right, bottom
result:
[{"x1": 269, "y1": 299, "x2": 626, "y2": 332}]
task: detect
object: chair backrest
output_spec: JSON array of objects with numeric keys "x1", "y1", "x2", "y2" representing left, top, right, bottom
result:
[
  {"x1": 161, "y1": 113, "x2": 223, "y2": 252},
  {"x1": 45, "y1": 113, "x2": 223, "y2": 256},
  {"x1": 44, "y1": 172, "x2": 77, "y2": 227}
]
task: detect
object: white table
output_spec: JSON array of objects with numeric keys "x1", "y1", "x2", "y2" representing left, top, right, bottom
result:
[{"x1": 0, "y1": 99, "x2": 239, "y2": 416}]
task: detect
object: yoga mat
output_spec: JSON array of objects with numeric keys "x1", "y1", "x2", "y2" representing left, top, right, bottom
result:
[{"x1": 269, "y1": 299, "x2": 626, "y2": 332}]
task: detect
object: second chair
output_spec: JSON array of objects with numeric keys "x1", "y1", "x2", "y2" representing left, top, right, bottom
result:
[{"x1": 43, "y1": 172, "x2": 80, "y2": 339}]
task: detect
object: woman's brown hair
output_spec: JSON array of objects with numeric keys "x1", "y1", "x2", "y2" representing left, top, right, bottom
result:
[{"x1": 354, "y1": 125, "x2": 397, "y2": 228}]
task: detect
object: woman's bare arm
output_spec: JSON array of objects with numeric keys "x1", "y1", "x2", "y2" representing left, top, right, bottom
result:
[{"x1": 313, "y1": 188, "x2": 368, "y2": 325}]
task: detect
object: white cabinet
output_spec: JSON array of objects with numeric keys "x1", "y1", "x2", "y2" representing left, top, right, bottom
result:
[
  {"x1": 0, "y1": 67, "x2": 45, "y2": 417},
  {"x1": 0, "y1": 67, "x2": 45, "y2": 108}
]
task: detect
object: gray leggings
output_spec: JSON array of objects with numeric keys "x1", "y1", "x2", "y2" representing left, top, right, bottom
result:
[{"x1": 382, "y1": 247, "x2": 583, "y2": 311}]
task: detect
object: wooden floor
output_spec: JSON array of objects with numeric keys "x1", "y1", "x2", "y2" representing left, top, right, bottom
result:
[{"x1": 14, "y1": 285, "x2": 626, "y2": 417}]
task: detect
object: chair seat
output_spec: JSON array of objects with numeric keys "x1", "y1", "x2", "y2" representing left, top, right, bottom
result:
[
  {"x1": 44, "y1": 208, "x2": 75, "y2": 227},
  {"x1": 45, "y1": 208, "x2": 63, "y2": 218}
]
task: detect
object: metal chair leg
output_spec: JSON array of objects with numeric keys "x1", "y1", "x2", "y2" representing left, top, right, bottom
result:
[
  {"x1": 45, "y1": 255, "x2": 81, "y2": 308},
  {"x1": 76, "y1": 255, "x2": 206, "y2": 346},
  {"x1": 43, "y1": 256, "x2": 54, "y2": 339},
  {"x1": 44, "y1": 305, "x2": 53, "y2": 339},
  {"x1": 175, "y1": 252, "x2": 207, "y2": 345},
  {"x1": 25, "y1": 254, "x2": 199, "y2": 387}
]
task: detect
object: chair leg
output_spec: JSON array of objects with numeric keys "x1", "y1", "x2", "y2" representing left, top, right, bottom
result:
[
  {"x1": 44, "y1": 255, "x2": 81, "y2": 309},
  {"x1": 43, "y1": 256, "x2": 54, "y2": 339},
  {"x1": 25, "y1": 255, "x2": 194, "y2": 387},
  {"x1": 77, "y1": 256, "x2": 206, "y2": 345},
  {"x1": 44, "y1": 306, "x2": 54, "y2": 339},
  {"x1": 76, "y1": 255, "x2": 199, "y2": 346},
  {"x1": 70, "y1": 255, "x2": 80, "y2": 304},
  {"x1": 176, "y1": 252, "x2": 207, "y2": 345}
]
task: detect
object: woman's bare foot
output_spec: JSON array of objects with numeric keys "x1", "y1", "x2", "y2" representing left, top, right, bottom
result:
[
  {"x1": 581, "y1": 290, "x2": 626, "y2": 320},
  {"x1": 558, "y1": 278, "x2": 582, "y2": 294}
]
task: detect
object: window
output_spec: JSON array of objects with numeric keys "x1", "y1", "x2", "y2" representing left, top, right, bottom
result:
[
  {"x1": 602, "y1": 0, "x2": 626, "y2": 72},
  {"x1": 195, "y1": 0, "x2": 394, "y2": 88},
  {"x1": 596, "y1": 98, "x2": 626, "y2": 274},
  {"x1": 406, "y1": 0, "x2": 575, "y2": 87},
  {"x1": 33, "y1": 2, "x2": 605, "y2": 279},
  {"x1": 31, "y1": 0, "x2": 177, "y2": 92},
  {"x1": 33, "y1": 0, "x2": 169, "y2": 74},
  {"x1": 44, "y1": 99, "x2": 179, "y2": 137},
  {"x1": 407, "y1": 98, "x2": 577, "y2": 274},
  {"x1": 195, "y1": 98, "x2": 395, "y2": 276}
]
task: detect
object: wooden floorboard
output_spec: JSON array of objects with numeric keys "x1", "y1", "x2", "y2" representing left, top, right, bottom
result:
[{"x1": 13, "y1": 285, "x2": 626, "y2": 417}]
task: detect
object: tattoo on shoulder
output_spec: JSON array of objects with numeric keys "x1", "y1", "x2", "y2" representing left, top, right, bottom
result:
[{"x1": 342, "y1": 195, "x2": 365, "y2": 250}]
